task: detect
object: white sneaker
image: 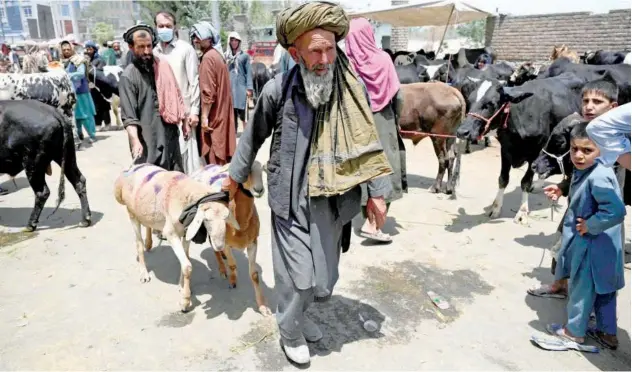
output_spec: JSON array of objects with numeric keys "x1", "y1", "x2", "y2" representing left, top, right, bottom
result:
[
  {"x1": 281, "y1": 339, "x2": 310, "y2": 365},
  {"x1": 303, "y1": 317, "x2": 323, "y2": 342}
]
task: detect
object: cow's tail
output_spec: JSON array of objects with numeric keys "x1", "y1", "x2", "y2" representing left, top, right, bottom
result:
[
  {"x1": 449, "y1": 88, "x2": 467, "y2": 195},
  {"x1": 48, "y1": 111, "x2": 73, "y2": 218}
]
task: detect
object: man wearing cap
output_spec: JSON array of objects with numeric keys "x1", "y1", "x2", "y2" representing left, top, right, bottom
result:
[
  {"x1": 190, "y1": 21, "x2": 236, "y2": 166},
  {"x1": 154, "y1": 10, "x2": 202, "y2": 175},
  {"x1": 222, "y1": 2, "x2": 392, "y2": 365},
  {"x1": 225, "y1": 31, "x2": 253, "y2": 132},
  {"x1": 118, "y1": 24, "x2": 189, "y2": 172}
]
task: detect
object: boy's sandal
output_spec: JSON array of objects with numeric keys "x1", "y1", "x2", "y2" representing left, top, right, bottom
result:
[
  {"x1": 587, "y1": 329, "x2": 618, "y2": 350},
  {"x1": 527, "y1": 284, "x2": 567, "y2": 299}
]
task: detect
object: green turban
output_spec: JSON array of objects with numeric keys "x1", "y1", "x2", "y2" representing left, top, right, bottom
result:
[{"x1": 276, "y1": 1, "x2": 350, "y2": 49}]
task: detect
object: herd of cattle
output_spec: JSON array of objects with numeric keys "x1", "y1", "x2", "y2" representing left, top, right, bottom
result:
[{"x1": 1, "y1": 44, "x2": 631, "y2": 231}]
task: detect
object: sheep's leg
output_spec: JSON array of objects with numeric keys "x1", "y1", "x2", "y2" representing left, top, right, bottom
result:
[
  {"x1": 224, "y1": 247, "x2": 238, "y2": 289},
  {"x1": 247, "y1": 242, "x2": 272, "y2": 316},
  {"x1": 213, "y1": 251, "x2": 228, "y2": 279},
  {"x1": 145, "y1": 226, "x2": 153, "y2": 251},
  {"x1": 165, "y1": 230, "x2": 192, "y2": 312},
  {"x1": 128, "y1": 213, "x2": 150, "y2": 283}
]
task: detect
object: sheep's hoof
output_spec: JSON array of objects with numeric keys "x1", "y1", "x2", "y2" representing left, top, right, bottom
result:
[
  {"x1": 229, "y1": 283, "x2": 237, "y2": 289},
  {"x1": 80, "y1": 218, "x2": 91, "y2": 228},
  {"x1": 23, "y1": 225, "x2": 37, "y2": 233},
  {"x1": 180, "y1": 298, "x2": 192, "y2": 312},
  {"x1": 259, "y1": 305, "x2": 273, "y2": 317},
  {"x1": 139, "y1": 271, "x2": 151, "y2": 283}
]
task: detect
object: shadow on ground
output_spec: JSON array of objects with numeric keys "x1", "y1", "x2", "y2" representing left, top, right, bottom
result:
[
  {"x1": 524, "y1": 265, "x2": 631, "y2": 371},
  {"x1": 143, "y1": 244, "x2": 276, "y2": 322},
  {"x1": 515, "y1": 231, "x2": 559, "y2": 250},
  {"x1": 445, "y1": 186, "x2": 553, "y2": 233},
  {"x1": 0, "y1": 206, "x2": 103, "y2": 230}
]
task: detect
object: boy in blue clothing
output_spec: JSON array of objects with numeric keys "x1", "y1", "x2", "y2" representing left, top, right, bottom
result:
[{"x1": 547, "y1": 122, "x2": 626, "y2": 350}]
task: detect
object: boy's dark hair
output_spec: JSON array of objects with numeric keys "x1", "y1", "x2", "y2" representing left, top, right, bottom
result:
[
  {"x1": 570, "y1": 120, "x2": 590, "y2": 140},
  {"x1": 581, "y1": 73, "x2": 618, "y2": 103},
  {"x1": 154, "y1": 10, "x2": 177, "y2": 26}
]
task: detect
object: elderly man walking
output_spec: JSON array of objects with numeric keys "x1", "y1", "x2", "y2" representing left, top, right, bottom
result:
[
  {"x1": 225, "y1": 32, "x2": 253, "y2": 132},
  {"x1": 190, "y1": 22, "x2": 236, "y2": 166},
  {"x1": 153, "y1": 10, "x2": 203, "y2": 175},
  {"x1": 223, "y1": 2, "x2": 392, "y2": 365}
]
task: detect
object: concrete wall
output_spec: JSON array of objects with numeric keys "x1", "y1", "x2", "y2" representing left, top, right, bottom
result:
[{"x1": 485, "y1": 9, "x2": 631, "y2": 61}]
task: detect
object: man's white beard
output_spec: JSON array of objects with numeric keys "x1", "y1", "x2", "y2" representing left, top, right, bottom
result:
[{"x1": 298, "y1": 58, "x2": 334, "y2": 109}]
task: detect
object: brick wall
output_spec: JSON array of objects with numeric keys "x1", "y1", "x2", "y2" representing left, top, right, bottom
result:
[
  {"x1": 390, "y1": 0, "x2": 409, "y2": 51},
  {"x1": 485, "y1": 9, "x2": 631, "y2": 62}
]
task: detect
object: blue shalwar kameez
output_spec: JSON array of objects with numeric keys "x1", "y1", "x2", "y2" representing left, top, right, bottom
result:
[
  {"x1": 66, "y1": 62, "x2": 97, "y2": 140},
  {"x1": 555, "y1": 163, "x2": 626, "y2": 336}
]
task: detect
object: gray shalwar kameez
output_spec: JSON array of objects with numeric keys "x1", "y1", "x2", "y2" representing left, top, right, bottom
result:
[
  {"x1": 119, "y1": 63, "x2": 183, "y2": 171},
  {"x1": 229, "y1": 68, "x2": 391, "y2": 346}
]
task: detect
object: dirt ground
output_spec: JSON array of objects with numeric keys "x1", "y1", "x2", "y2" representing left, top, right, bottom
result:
[{"x1": 0, "y1": 129, "x2": 630, "y2": 371}]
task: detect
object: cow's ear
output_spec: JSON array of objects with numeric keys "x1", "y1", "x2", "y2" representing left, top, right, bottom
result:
[
  {"x1": 466, "y1": 76, "x2": 481, "y2": 83},
  {"x1": 502, "y1": 87, "x2": 533, "y2": 103}
]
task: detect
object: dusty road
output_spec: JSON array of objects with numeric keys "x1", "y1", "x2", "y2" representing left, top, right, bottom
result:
[{"x1": 0, "y1": 130, "x2": 630, "y2": 371}]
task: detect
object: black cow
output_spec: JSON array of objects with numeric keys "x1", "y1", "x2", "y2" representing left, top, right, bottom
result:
[
  {"x1": 532, "y1": 112, "x2": 631, "y2": 206},
  {"x1": 509, "y1": 62, "x2": 549, "y2": 86},
  {"x1": 0, "y1": 100, "x2": 92, "y2": 231},
  {"x1": 538, "y1": 58, "x2": 631, "y2": 104},
  {"x1": 443, "y1": 47, "x2": 496, "y2": 65},
  {"x1": 581, "y1": 50, "x2": 629, "y2": 65},
  {"x1": 251, "y1": 62, "x2": 272, "y2": 104},
  {"x1": 456, "y1": 72, "x2": 586, "y2": 224}
]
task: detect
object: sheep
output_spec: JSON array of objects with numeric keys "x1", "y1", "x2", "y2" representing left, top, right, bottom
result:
[
  {"x1": 189, "y1": 161, "x2": 272, "y2": 316},
  {"x1": 114, "y1": 164, "x2": 239, "y2": 312}
]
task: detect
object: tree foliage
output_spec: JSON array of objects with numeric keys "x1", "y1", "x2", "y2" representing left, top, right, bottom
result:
[
  {"x1": 455, "y1": 19, "x2": 486, "y2": 45},
  {"x1": 92, "y1": 22, "x2": 115, "y2": 44},
  {"x1": 138, "y1": 0, "x2": 213, "y2": 28}
]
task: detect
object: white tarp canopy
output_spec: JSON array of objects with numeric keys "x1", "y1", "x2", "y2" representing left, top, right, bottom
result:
[{"x1": 349, "y1": 0, "x2": 491, "y2": 27}]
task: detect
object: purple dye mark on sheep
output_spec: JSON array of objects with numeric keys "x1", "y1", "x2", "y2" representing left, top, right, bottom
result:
[
  {"x1": 204, "y1": 164, "x2": 220, "y2": 171},
  {"x1": 209, "y1": 173, "x2": 227, "y2": 186},
  {"x1": 153, "y1": 184, "x2": 162, "y2": 194},
  {"x1": 174, "y1": 173, "x2": 187, "y2": 181},
  {"x1": 142, "y1": 169, "x2": 164, "y2": 184}
]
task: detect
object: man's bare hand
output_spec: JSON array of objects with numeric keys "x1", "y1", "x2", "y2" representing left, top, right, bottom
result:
[
  {"x1": 576, "y1": 217, "x2": 588, "y2": 236},
  {"x1": 221, "y1": 176, "x2": 239, "y2": 200},
  {"x1": 201, "y1": 117, "x2": 210, "y2": 132},
  {"x1": 130, "y1": 138, "x2": 143, "y2": 160},
  {"x1": 366, "y1": 196, "x2": 388, "y2": 230},
  {"x1": 188, "y1": 114, "x2": 199, "y2": 128},
  {"x1": 182, "y1": 121, "x2": 191, "y2": 141},
  {"x1": 543, "y1": 184, "x2": 562, "y2": 201}
]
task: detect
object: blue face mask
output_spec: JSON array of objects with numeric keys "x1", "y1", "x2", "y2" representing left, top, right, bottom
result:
[{"x1": 157, "y1": 27, "x2": 173, "y2": 43}]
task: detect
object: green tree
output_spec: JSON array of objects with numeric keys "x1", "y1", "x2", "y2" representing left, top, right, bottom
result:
[
  {"x1": 138, "y1": 1, "x2": 212, "y2": 27},
  {"x1": 92, "y1": 22, "x2": 115, "y2": 44},
  {"x1": 456, "y1": 19, "x2": 486, "y2": 45}
]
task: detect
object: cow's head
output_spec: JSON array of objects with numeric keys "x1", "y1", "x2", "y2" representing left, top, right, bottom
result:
[
  {"x1": 456, "y1": 78, "x2": 528, "y2": 141},
  {"x1": 531, "y1": 115, "x2": 582, "y2": 179},
  {"x1": 509, "y1": 62, "x2": 539, "y2": 86}
]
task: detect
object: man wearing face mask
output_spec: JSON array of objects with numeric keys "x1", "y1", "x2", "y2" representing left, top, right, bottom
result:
[
  {"x1": 153, "y1": 10, "x2": 202, "y2": 175},
  {"x1": 119, "y1": 24, "x2": 189, "y2": 172}
]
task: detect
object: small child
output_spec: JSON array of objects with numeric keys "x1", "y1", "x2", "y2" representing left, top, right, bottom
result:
[
  {"x1": 548, "y1": 122, "x2": 626, "y2": 350},
  {"x1": 531, "y1": 78, "x2": 620, "y2": 298}
]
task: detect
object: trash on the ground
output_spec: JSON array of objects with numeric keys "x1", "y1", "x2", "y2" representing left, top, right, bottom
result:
[
  {"x1": 359, "y1": 313, "x2": 378, "y2": 332},
  {"x1": 427, "y1": 291, "x2": 450, "y2": 310}
]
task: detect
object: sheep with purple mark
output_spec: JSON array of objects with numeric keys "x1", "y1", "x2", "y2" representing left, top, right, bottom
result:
[{"x1": 114, "y1": 163, "x2": 239, "y2": 312}]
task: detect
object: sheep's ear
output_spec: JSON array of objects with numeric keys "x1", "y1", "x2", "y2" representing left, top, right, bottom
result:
[
  {"x1": 227, "y1": 208, "x2": 240, "y2": 231},
  {"x1": 185, "y1": 208, "x2": 205, "y2": 241}
]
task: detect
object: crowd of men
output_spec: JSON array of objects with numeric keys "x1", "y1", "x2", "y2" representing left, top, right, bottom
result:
[{"x1": 1, "y1": 1, "x2": 631, "y2": 366}]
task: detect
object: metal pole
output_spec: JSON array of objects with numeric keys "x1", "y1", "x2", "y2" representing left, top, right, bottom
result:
[
  {"x1": 210, "y1": 0, "x2": 220, "y2": 30},
  {"x1": 435, "y1": 4, "x2": 455, "y2": 56}
]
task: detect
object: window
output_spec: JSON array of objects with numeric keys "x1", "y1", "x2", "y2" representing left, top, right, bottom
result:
[
  {"x1": 23, "y1": 6, "x2": 32, "y2": 18},
  {"x1": 61, "y1": 4, "x2": 70, "y2": 17}
]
